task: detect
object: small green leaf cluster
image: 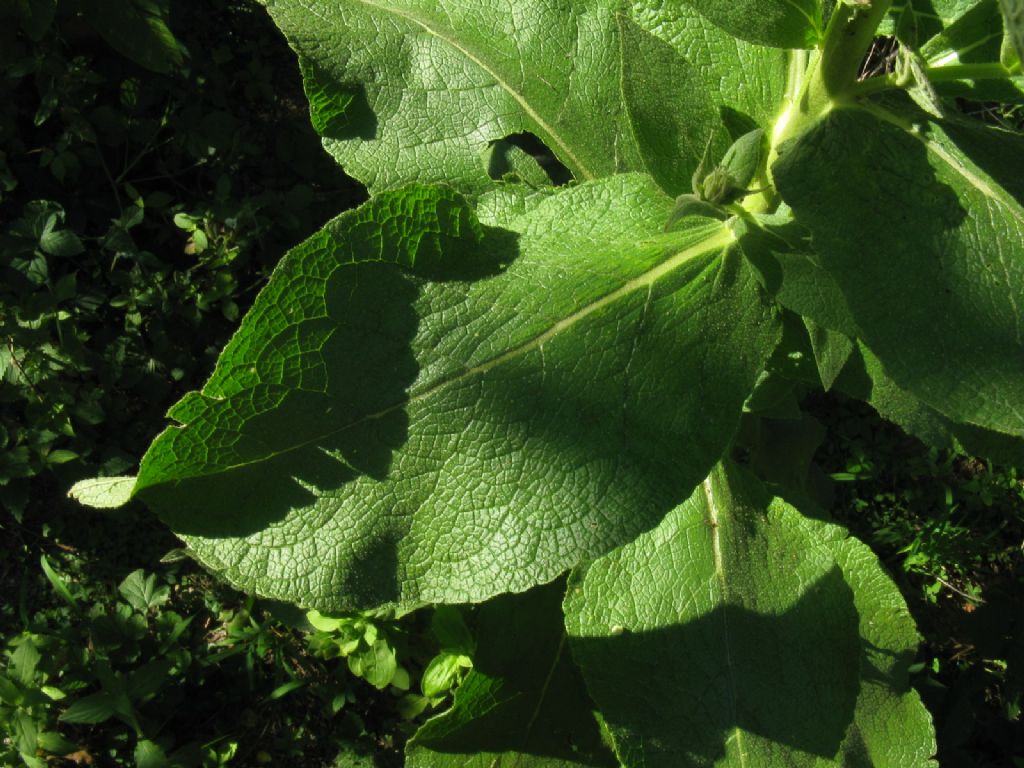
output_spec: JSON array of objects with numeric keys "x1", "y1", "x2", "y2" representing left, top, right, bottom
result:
[{"x1": 307, "y1": 604, "x2": 475, "y2": 722}]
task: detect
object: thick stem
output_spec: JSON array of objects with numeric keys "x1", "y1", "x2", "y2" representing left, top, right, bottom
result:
[
  {"x1": 775, "y1": 0, "x2": 893, "y2": 148},
  {"x1": 814, "y1": 0, "x2": 893, "y2": 100}
]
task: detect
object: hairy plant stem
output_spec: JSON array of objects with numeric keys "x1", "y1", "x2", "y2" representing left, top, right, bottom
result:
[{"x1": 774, "y1": 0, "x2": 893, "y2": 149}]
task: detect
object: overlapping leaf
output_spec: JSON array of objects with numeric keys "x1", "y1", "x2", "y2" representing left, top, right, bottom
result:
[
  {"x1": 406, "y1": 581, "x2": 615, "y2": 767},
  {"x1": 774, "y1": 104, "x2": 1024, "y2": 438},
  {"x1": 264, "y1": 0, "x2": 788, "y2": 196},
  {"x1": 265, "y1": 0, "x2": 638, "y2": 192},
  {"x1": 628, "y1": 1, "x2": 790, "y2": 131},
  {"x1": 133, "y1": 176, "x2": 779, "y2": 611},
  {"x1": 675, "y1": 0, "x2": 823, "y2": 49},
  {"x1": 564, "y1": 462, "x2": 936, "y2": 767}
]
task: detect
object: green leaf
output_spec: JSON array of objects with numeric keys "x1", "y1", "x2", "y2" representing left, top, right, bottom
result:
[
  {"x1": 266, "y1": 0, "x2": 787, "y2": 195},
  {"x1": 803, "y1": 317, "x2": 854, "y2": 391},
  {"x1": 44, "y1": 449, "x2": 79, "y2": 465},
  {"x1": 267, "y1": 0, "x2": 633, "y2": 191},
  {"x1": 835, "y1": 342, "x2": 1024, "y2": 465},
  {"x1": 774, "y1": 105, "x2": 1024, "y2": 438},
  {"x1": 40, "y1": 555, "x2": 78, "y2": 608},
  {"x1": 894, "y1": 0, "x2": 984, "y2": 47},
  {"x1": 118, "y1": 570, "x2": 170, "y2": 613},
  {"x1": 1000, "y1": 0, "x2": 1024, "y2": 65},
  {"x1": 68, "y1": 476, "x2": 136, "y2": 509},
  {"x1": 11, "y1": 641, "x2": 41, "y2": 687},
  {"x1": 306, "y1": 610, "x2": 345, "y2": 633},
  {"x1": 628, "y1": 3, "x2": 790, "y2": 131},
  {"x1": 12, "y1": 710, "x2": 38, "y2": 756},
  {"x1": 420, "y1": 652, "x2": 468, "y2": 699},
  {"x1": 921, "y1": 0, "x2": 1007, "y2": 63},
  {"x1": 617, "y1": 16, "x2": 730, "y2": 197},
  {"x1": 678, "y1": 0, "x2": 823, "y2": 48},
  {"x1": 133, "y1": 177, "x2": 779, "y2": 612},
  {"x1": 0, "y1": 673, "x2": 22, "y2": 705},
  {"x1": 60, "y1": 692, "x2": 118, "y2": 725},
  {"x1": 564, "y1": 462, "x2": 937, "y2": 767},
  {"x1": 38, "y1": 229, "x2": 84, "y2": 258},
  {"x1": 134, "y1": 739, "x2": 169, "y2": 768},
  {"x1": 406, "y1": 581, "x2": 616, "y2": 768},
  {"x1": 16, "y1": 0, "x2": 57, "y2": 42},
  {"x1": 36, "y1": 731, "x2": 77, "y2": 756},
  {"x1": 348, "y1": 639, "x2": 397, "y2": 689},
  {"x1": 298, "y1": 58, "x2": 358, "y2": 137},
  {"x1": 78, "y1": 0, "x2": 184, "y2": 74},
  {"x1": 266, "y1": 679, "x2": 306, "y2": 701}
]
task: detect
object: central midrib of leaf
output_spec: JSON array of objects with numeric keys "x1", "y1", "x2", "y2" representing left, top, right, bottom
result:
[
  {"x1": 142, "y1": 227, "x2": 735, "y2": 488},
  {"x1": 345, "y1": 0, "x2": 597, "y2": 180},
  {"x1": 702, "y1": 476, "x2": 749, "y2": 767}
]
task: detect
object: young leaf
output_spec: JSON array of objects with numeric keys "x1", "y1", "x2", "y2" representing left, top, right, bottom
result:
[
  {"x1": 406, "y1": 581, "x2": 616, "y2": 768},
  {"x1": 118, "y1": 570, "x2": 170, "y2": 613},
  {"x1": 133, "y1": 177, "x2": 780, "y2": 612},
  {"x1": 774, "y1": 106, "x2": 1024, "y2": 437},
  {"x1": 564, "y1": 462, "x2": 937, "y2": 767},
  {"x1": 348, "y1": 640, "x2": 397, "y2": 689}
]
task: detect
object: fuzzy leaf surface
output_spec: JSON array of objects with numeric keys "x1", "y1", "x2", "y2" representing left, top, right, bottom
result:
[
  {"x1": 774, "y1": 105, "x2": 1024, "y2": 437},
  {"x1": 265, "y1": 0, "x2": 641, "y2": 192},
  {"x1": 677, "y1": 0, "x2": 822, "y2": 48},
  {"x1": 564, "y1": 462, "x2": 936, "y2": 767},
  {"x1": 628, "y1": 2, "x2": 789, "y2": 131},
  {"x1": 133, "y1": 177, "x2": 779, "y2": 611},
  {"x1": 264, "y1": 0, "x2": 787, "y2": 196}
]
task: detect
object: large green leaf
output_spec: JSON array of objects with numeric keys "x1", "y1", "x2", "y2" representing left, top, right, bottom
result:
[
  {"x1": 133, "y1": 176, "x2": 780, "y2": 611},
  {"x1": 564, "y1": 462, "x2": 936, "y2": 767},
  {"x1": 264, "y1": 0, "x2": 640, "y2": 192},
  {"x1": 921, "y1": 0, "x2": 1006, "y2": 63},
  {"x1": 617, "y1": 15, "x2": 730, "y2": 197},
  {"x1": 264, "y1": 0, "x2": 787, "y2": 196},
  {"x1": 406, "y1": 581, "x2": 616, "y2": 767},
  {"x1": 677, "y1": 0, "x2": 823, "y2": 49},
  {"x1": 835, "y1": 342, "x2": 1024, "y2": 465},
  {"x1": 773, "y1": 104, "x2": 1024, "y2": 438},
  {"x1": 627, "y1": 2, "x2": 791, "y2": 135}
]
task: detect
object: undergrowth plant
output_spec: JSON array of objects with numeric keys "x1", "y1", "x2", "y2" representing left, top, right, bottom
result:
[{"x1": 75, "y1": 0, "x2": 1024, "y2": 764}]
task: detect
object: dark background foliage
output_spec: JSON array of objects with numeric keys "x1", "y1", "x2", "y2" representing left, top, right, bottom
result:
[{"x1": 0, "y1": 1, "x2": 1021, "y2": 766}]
